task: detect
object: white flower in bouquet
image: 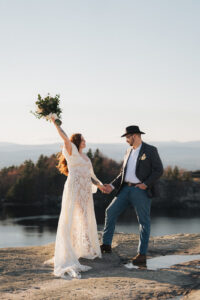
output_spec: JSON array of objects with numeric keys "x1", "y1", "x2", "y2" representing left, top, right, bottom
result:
[{"x1": 45, "y1": 113, "x2": 59, "y2": 121}]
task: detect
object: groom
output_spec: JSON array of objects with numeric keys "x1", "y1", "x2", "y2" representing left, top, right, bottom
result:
[{"x1": 101, "y1": 125, "x2": 163, "y2": 265}]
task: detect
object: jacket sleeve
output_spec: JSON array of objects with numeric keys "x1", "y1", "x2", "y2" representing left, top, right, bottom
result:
[
  {"x1": 110, "y1": 148, "x2": 129, "y2": 190},
  {"x1": 143, "y1": 147, "x2": 163, "y2": 187},
  {"x1": 110, "y1": 167, "x2": 123, "y2": 190}
]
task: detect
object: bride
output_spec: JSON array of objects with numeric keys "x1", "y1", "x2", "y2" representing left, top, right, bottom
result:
[{"x1": 46, "y1": 117, "x2": 106, "y2": 279}]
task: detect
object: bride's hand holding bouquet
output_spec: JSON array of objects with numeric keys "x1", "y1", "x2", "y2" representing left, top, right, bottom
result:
[{"x1": 31, "y1": 94, "x2": 62, "y2": 126}]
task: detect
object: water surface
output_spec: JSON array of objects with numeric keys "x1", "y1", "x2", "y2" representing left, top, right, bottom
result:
[
  {"x1": 0, "y1": 214, "x2": 200, "y2": 248},
  {"x1": 124, "y1": 255, "x2": 200, "y2": 270}
]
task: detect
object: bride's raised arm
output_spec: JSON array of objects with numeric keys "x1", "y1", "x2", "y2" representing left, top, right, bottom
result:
[{"x1": 51, "y1": 116, "x2": 72, "y2": 156}]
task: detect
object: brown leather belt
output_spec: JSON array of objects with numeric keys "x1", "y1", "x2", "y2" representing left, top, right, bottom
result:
[{"x1": 124, "y1": 182, "x2": 140, "y2": 187}]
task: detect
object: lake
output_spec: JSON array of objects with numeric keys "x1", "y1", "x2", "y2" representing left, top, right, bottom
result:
[{"x1": 0, "y1": 214, "x2": 199, "y2": 248}]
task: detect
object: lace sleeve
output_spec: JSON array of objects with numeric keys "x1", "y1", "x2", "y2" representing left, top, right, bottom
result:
[{"x1": 90, "y1": 162, "x2": 103, "y2": 194}]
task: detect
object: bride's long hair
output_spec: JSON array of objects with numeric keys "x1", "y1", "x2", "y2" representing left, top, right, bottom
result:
[{"x1": 56, "y1": 133, "x2": 82, "y2": 176}]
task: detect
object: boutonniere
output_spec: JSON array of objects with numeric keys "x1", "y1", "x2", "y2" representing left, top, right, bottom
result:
[{"x1": 140, "y1": 153, "x2": 146, "y2": 160}]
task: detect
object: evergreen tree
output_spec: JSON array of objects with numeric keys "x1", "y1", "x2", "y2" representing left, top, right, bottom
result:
[
  {"x1": 87, "y1": 148, "x2": 93, "y2": 161},
  {"x1": 172, "y1": 166, "x2": 180, "y2": 180}
]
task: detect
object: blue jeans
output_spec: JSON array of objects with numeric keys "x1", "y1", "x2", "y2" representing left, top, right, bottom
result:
[{"x1": 102, "y1": 185, "x2": 152, "y2": 255}]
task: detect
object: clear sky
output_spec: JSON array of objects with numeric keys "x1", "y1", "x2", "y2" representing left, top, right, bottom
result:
[{"x1": 0, "y1": 0, "x2": 199, "y2": 144}]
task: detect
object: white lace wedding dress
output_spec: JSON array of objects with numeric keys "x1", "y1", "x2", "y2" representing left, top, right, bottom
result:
[{"x1": 45, "y1": 143, "x2": 102, "y2": 279}]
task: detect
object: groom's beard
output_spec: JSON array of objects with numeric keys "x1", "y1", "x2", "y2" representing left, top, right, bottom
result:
[{"x1": 129, "y1": 138, "x2": 135, "y2": 146}]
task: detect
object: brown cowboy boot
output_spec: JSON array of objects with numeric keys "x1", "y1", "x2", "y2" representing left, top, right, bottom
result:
[
  {"x1": 100, "y1": 244, "x2": 112, "y2": 254},
  {"x1": 131, "y1": 254, "x2": 146, "y2": 265}
]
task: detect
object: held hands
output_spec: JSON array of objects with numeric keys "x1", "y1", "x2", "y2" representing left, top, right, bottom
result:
[
  {"x1": 99, "y1": 184, "x2": 113, "y2": 194},
  {"x1": 99, "y1": 183, "x2": 147, "y2": 193},
  {"x1": 98, "y1": 185, "x2": 108, "y2": 193},
  {"x1": 98, "y1": 184, "x2": 113, "y2": 194}
]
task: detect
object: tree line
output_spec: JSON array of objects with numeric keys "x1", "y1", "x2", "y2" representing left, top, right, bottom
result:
[
  {"x1": 0, "y1": 149, "x2": 198, "y2": 220},
  {"x1": 0, "y1": 149, "x2": 120, "y2": 207}
]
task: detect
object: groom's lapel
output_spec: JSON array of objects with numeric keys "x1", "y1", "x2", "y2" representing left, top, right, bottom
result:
[
  {"x1": 136, "y1": 142, "x2": 145, "y2": 170},
  {"x1": 123, "y1": 147, "x2": 132, "y2": 169}
]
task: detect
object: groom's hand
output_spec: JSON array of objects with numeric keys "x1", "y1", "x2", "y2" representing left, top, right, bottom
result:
[
  {"x1": 135, "y1": 183, "x2": 147, "y2": 190},
  {"x1": 103, "y1": 184, "x2": 113, "y2": 194}
]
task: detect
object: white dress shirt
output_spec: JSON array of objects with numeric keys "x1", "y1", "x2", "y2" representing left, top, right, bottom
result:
[
  {"x1": 110, "y1": 143, "x2": 143, "y2": 190},
  {"x1": 124, "y1": 143, "x2": 142, "y2": 183}
]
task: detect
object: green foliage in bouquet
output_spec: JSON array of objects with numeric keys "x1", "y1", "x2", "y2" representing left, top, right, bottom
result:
[{"x1": 31, "y1": 94, "x2": 62, "y2": 126}]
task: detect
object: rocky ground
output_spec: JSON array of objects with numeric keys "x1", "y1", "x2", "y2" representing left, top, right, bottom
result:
[{"x1": 0, "y1": 233, "x2": 200, "y2": 300}]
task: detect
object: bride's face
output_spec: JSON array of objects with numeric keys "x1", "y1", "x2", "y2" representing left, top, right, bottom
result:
[{"x1": 80, "y1": 136, "x2": 86, "y2": 149}]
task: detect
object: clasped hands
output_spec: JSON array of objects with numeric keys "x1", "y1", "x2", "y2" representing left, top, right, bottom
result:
[
  {"x1": 99, "y1": 183, "x2": 147, "y2": 194},
  {"x1": 99, "y1": 184, "x2": 113, "y2": 194}
]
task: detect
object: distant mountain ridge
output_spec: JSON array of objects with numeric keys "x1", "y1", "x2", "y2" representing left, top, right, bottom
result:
[{"x1": 0, "y1": 141, "x2": 200, "y2": 171}]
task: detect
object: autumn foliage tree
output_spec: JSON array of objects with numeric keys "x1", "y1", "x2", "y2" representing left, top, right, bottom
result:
[{"x1": 0, "y1": 149, "x2": 121, "y2": 209}]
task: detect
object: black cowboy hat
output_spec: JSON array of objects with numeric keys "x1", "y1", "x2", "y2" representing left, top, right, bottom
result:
[{"x1": 121, "y1": 125, "x2": 145, "y2": 137}]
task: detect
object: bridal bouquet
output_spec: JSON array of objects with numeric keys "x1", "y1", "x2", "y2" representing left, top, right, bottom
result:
[{"x1": 31, "y1": 94, "x2": 62, "y2": 125}]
